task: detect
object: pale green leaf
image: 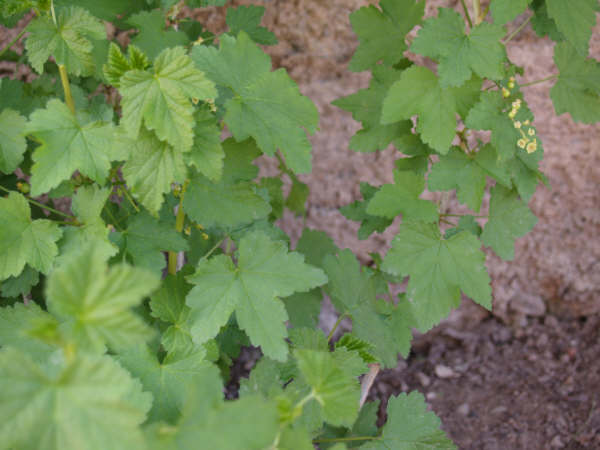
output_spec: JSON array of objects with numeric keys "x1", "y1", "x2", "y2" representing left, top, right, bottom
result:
[
  {"x1": 25, "y1": 6, "x2": 105, "y2": 76},
  {"x1": 0, "y1": 348, "x2": 152, "y2": 450},
  {"x1": 0, "y1": 191, "x2": 62, "y2": 280},
  {"x1": 295, "y1": 349, "x2": 360, "y2": 427},
  {"x1": 46, "y1": 242, "x2": 160, "y2": 353},
  {"x1": 120, "y1": 46, "x2": 217, "y2": 151},
  {"x1": 0, "y1": 303, "x2": 55, "y2": 361}
]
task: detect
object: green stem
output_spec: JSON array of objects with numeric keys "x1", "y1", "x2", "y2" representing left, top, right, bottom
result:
[
  {"x1": 313, "y1": 435, "x2": 380, "y2": 444},
  {"x1": 120, "y1": 186, "x2": 140, "y2": 212},
  {"x1": 58, "y1": 65, "x2": 76, "y2": 115},
  {"x1": 459, "y1": 0, "x2": 473, "y2": 28},
  {"x1": 520, "y1": 74, "x2": 558, "y2": 87},
  {"x1": 0, "y1": 185, "x2": 76, "y2": 220},
  {"x1": 200, "y1": 237, "x2": 226, "y2": 262},
  {"x1": 502, "y1": 15, "x2": 532, "y2": 44},
  {"x1": 441, "y1": 213, "x2": 487, "y2": 218},
  {"x1": 472, "y1": 0, "x2": 481, "y2": 24},
  {"x1": 0, "y1": 28, "x2": 27, "y2": 59},
  {"x1": 327, "y1": 313, "x2": 347, "y2": 342},
  {"x1": 168, "y1": 180, "x2": 189, "y2": 275}
]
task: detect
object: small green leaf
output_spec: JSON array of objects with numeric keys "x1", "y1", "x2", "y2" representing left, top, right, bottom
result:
[
  {"x1": 481, "y1": 185, "x2": 537, "y2": 260},
  {"x1": 411, "y1": 8, "x2": 505, "y2": 87},
  {"x1": 226, "y1": 5, "x2": 277, "y2": 45},
  {"x1": 186, "y1": 107, "x2": 224, "y2": 182},
  {"x1": 490, "y1": 0, "x2": 532, "y2": 25},
  {"x1": 550, "y1": 42, "x2": 600, "y2": 123},
  {"x1": 348, "y1": 0, "x2": 424, "y2": 71},
  {"x1": 127, "y1": 10, "x2": 189, "y2": 60},
  {"x1": 361, "y1": 392, "x2": 456, "y2": 449},
  {"x1": 0, "y1": 303, "x2": 54, "y2": 361},
  {"x1": 0, "y1": 192, "x2": 62, "y2": 280},
  {"x1": 341, "y1": 182, "x2": 394, "y2": 240},
  {"x1": 367, "y1": 170, "x2": 438, "y2": 222}
]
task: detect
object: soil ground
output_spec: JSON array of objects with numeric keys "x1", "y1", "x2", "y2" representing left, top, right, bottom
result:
[{"x1": 1, "y1": 2, "x2": 599, "y2": 448}]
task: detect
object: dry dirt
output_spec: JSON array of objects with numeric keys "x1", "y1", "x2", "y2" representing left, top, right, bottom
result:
[{"x1": 1, "y1": 2, "x2": 599, "y2": 448}]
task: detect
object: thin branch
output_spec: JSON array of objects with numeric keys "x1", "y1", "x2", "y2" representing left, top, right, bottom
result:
[
  {"x1": 0, "y1": 185, "x2": 76, "y2": 220},
  {"x1": 360, "y1": 363, "x2": 380, "y2": 408},
  {"x1": 327, "y1": 313, "x2": 347, "y2": 342},
  {"x1": 459, "y1": 0, "x2": 473, "y2": 28},
  {"x1": 0, "y1": 28, "x2": 27, "y2": 59},
  {"x1": 502, "y1": 15, "x2": 532, "y2": 44},
  {"x1": 520, "y1": 74, "x2": 559, "y2": 87}
]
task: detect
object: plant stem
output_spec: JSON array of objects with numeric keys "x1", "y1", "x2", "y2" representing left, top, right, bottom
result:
[
  {"x1": 360, "y1": 363, "x2": 380, "y2": 408},
  {"x1": 168, "y1": 180, "x2": 189, "y2": 275},
  {"x1": 520, "y1": 74, "x2": 559, "y2": 87},
  {"x1": 440, "y1": 213, "x2": 487, "y2": 218},
  {"x1": 58, "y1": 65, "x2": 76, "y2": 115},
  {"x1": 0, "y1": 185, "x2": 76, "y2": 219},
  {"x1": 459, "y1": 0, "x2": 473, "y2": 28},
  {"x1": 327, "y1": 313, "x2": 347, "y2": 342},
  {"x1": 0, "y1": 28, "x2": 27, "y2": 59},
  {"x1": 472, "y1": 0, "x2": 481, "y2": 25},
  {"x1": 200, "y1": 237, "x2": 226, "y2": 262},
  {"x1": 502, "y1": 15, "x2": 532, "y2": 44},
  {"x1": 313, "y1": 435, "x2": 380, "y2": 444}
]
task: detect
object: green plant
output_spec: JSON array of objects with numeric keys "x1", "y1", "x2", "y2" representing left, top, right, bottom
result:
[{"x1": 0, "y1": 0, "x2": 598, "y2": 448}]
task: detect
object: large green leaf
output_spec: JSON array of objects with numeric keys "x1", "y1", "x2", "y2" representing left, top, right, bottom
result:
[
  {"x1": 428, "y1": 145, "x2": 510, "y2": 212},
  {"x1": 382, "y1": 221, "x2": 491, "y2": 331},
  {"x1": 361, "y1": 392, "x2": 456, "y2": 449},
  {"x1": 226, "y1": 5, "x2": 277, "y2": 45},
  {"x1": 550, "y1": 42, "x2": 600, "y2": 123},
  {"x1": 127, "y1": 10, "x2": 189, "y2": 60},
  {"x1": 26, "y1": 99, "x2": 115, "y2": 196},
  {"x1": 546, "y1": 0, "x2": 599, "y2": 55},
  {"x1": 0, "y1": 348, "x2": 152, "y2": 450},
  {"x1": 382, "y1": 66, "x2": 481, "y2": 154},
  {"x1": 348, "y1": 0, "x2": 424, "y2": 71},
  {"x1": 191, "y1": 32, "x2": 319, "y2": 173},
  {"x1": 0, "y1": 109, "x2": 27, "y2": 174},
  {"x1": 46, "y1": 242, "x2": 160, "y2": 353},
  {"x1": 120, "y1": 46, "x2": 217, "y2": 152},
  {"x1": 481, "y1": 185, "x2": 537, "y2": 260},
  {"x1": 120, "y1": 128, "x2": 187, "y2": 215},
  {"x1": 0, "y1": 303, "x2": 55, "y2": 361},
  {"x1": 333, "y1": 65, "x2": 412, "y2": 152},
  {"x1": 411, "y1": 7, "x2": 505, "y2": 87},
  {"x1": 117, "y1": 345, "x2": 216, "y2": 423},
  {"x1": 25, "y1": 6, "x2": 105, "y2": 75},
  {"x1": 490, "y1": 0, "x2": 532, "y2": 24},
  {"x1": 0, "y1": 192, "x2": 62, "y2": 280},
  {"x1": 186, "y1": 231, "x2": 327, "y2": 361}
]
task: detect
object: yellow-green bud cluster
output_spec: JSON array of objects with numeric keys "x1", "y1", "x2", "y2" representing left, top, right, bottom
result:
[{"x1": 503, "y1": 86, "x2": 538, "y2": 154}]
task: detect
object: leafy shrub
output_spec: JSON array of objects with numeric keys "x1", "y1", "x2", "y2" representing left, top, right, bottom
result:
[{"x1": 0, "y1": 0, "x2": 598, "y2": 448}]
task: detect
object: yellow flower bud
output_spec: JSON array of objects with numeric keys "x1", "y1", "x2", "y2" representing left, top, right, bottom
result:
[
  {"x1": 508, "y1": 81, "x2": 515, "y2": 89},
  {"x1": 502, "y1": 87, "x2": 510, "y2": 98},
  {"x1": 508, "y1": 109, "x2": 517, "y2": 119},
  {"x1": 526, "y1": 141, "x2": 537, "y2": 153},
  {"x1": 514, "y1": 121, "x2": 521, "y2": 129},
  {"x1": 202, "y1": 232, "x2": 209, "y2": 240},
  {"x1": 517, "y1": 139, "x2": 527, "y2": 149},
  {"x1": 524, "y1": 120, "x2": 530, "y2": 125},
  {"x1": 184, "y1": 226, "x2": 191, "y2": 236},
  {"x1": 528, "y1": 128, "x2": 535, "y2": 136}
]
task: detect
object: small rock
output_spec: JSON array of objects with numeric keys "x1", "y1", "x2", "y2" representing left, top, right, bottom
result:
[
  {"x1": 416, "y1": 372, "x2": 431, "y2": 387},
  {"x1": 550, "y1": 435, "x2": 565, "y2": 448},
  {"x1": 457, "y1": 403, "x2": 470, "y2": 416},
  {"x1": 511, "y1": 293, "x2": 546, "y2": 316},
  {"x1": 435, "y1": 365, "x2": 458, "y2": 379},
  {"x1": 491, "y1": 406, "x2": 508, "y2": 415},
  {"x1": 426, "y1": 392, "x2": 437, "y2": 401}
]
